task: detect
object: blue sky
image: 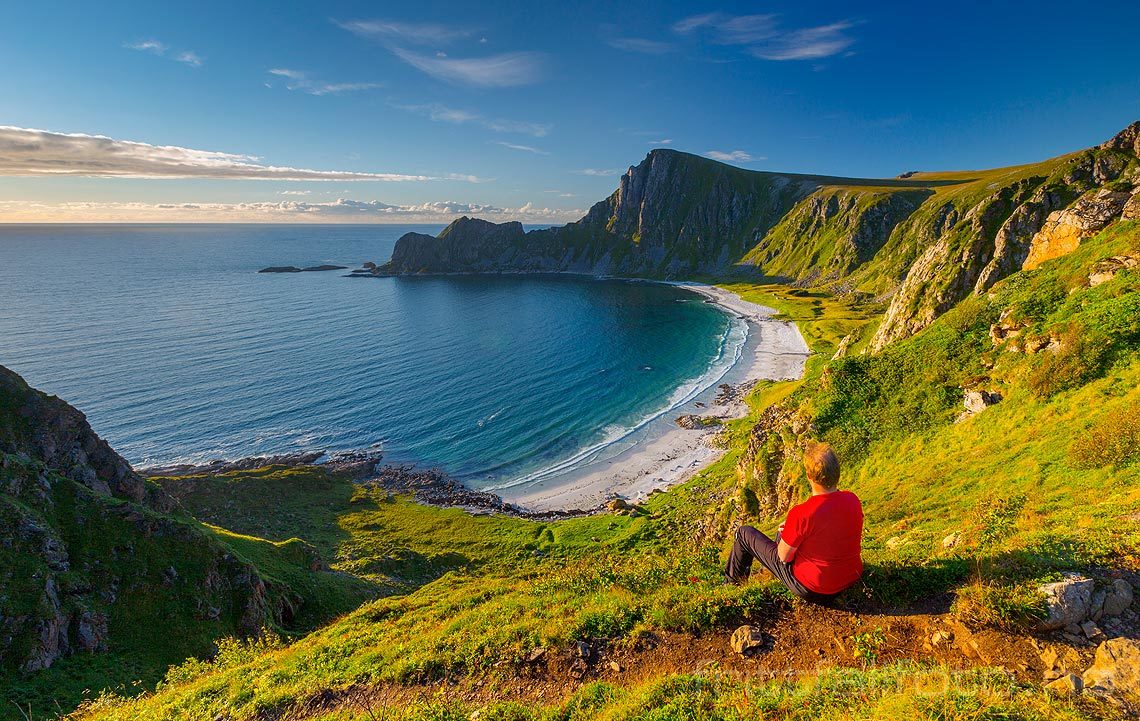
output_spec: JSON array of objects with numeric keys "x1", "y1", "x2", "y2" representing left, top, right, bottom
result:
[{"x1": 2, "y1": 0, "x2": 1139, "y2": 223}]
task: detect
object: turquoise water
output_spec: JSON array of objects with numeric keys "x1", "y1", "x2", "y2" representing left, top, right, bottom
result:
[{"x1": 0, "y1": 224, "x2": 742, "y2": 488}]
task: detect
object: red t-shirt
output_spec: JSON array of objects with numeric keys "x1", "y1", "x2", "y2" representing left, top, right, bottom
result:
[{"x1": 781, "y1": 490, "x2": 863, "y2": 595}]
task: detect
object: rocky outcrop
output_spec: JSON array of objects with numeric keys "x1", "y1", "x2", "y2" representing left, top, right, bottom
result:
[
  {"x1": 0, "y1": 364, "x2": 156, "y2": 506},
  {"x1": 1023, "y1": 189, "x2": 1133, "y2": 270},
  {"x1": 0, "y1": 365, "x2": 300, "y2": 674},
  {"x1": 734, "y1": 403, "x2": 811, "y2": 519},
  {"x1": 1036, "y1": 574, "x2": 1135, "y2": 632}
]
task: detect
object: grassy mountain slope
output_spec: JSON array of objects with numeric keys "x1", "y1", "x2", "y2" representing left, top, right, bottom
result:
[{"x1": 61, "y1": 218, "x2": 1140, "y2": 721}]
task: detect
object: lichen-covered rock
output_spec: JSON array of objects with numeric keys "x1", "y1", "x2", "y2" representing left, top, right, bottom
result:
[
  {"x1": 730, "y1": 625, "x2": 768, "y2": 656},
  {"x1": 1022, "y1": 189, "x2": 1132, "y2": 270}
]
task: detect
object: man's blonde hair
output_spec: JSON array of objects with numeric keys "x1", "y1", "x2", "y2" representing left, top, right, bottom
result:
[{"x1": 803, "y1": 442, "x2": 840, "y2": 488}]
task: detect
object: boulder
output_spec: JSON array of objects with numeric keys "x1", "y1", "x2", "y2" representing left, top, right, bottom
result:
[
  {"x1": 964, "y1": 389, "x2": 1002, "y2": 414},
  {"x1": 1082, "y1": 638, "x2": 1140, "y2": 698},
  {"x1": 730, "y1": 625, "x2": 768, "y2": 656},
  {"x1": 1037, "y1": 573, "x2": 1094, "y2": 631},
  {"x1": 1088, "y1": 254, "x2": 1139, "y2": 287},
  {"x1": 1102, "y1": 579, "x2": 1134, "y2": 617},
  {"x1": 1123, "y1": 190, "x2": 1140, "y2": 221},
  {"x1": 942, "y1": 533, "x2": 960, "y2": 550},
  {"x1": 1044, "y1": 673, "x2": 1083, "y2": 696},
  {"x1": 607, "y1": 498, "x2": 630, "y2": 513}
]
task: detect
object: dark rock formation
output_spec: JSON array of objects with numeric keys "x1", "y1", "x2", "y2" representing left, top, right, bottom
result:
[
  {"x1": 0, "y1": 365, "x2": 300, "y2": 674},
  {"x1": 259, "y1": 266, "x2": 303, "y2": 273}
]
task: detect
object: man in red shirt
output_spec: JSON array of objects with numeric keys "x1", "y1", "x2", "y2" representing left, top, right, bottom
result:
[{"x1": 724, "y1": 441, "x2": 863, "y2": 603}]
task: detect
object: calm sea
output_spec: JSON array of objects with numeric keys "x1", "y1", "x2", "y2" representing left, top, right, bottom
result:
[{"x1": 0, "y1": 224, "x2": 742, "y2": 489}]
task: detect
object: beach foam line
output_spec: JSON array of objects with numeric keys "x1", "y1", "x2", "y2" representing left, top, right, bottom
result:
[{"x1": 481, "y1": 288, "x2": 749, "y2": 492}]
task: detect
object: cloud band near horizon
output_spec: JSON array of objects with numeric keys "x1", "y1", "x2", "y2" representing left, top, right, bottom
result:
[{"x1": 0, "y1": 127, "x2": 478, "y2": 182}]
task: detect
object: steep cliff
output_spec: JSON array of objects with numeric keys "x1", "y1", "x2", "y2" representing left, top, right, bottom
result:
[
  {"x1": 370, "y1": 123, "x2": 1140, "y2": 352},
  {"x1": 0, "y1": 366, "x2": 318, "y2": 675}
]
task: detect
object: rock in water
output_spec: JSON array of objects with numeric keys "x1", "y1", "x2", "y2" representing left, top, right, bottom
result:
[
  {"x1": 258, "y1": 266, "x2": 302, "y2": 273},
  {"x1": 1082, "y1": 638, "x2": 1140, "y2": 698},
  {"x1": 1037, "y1": 573, "x2": 1094, "y2": 631}
]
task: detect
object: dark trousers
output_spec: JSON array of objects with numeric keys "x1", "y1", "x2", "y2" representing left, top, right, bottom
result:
[{"x1": 725, "y1": 525, "x2": 836, "y2": 604}]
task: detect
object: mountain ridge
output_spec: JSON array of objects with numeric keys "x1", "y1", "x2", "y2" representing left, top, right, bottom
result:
[{"x1": 369, "y1": 123, "x2": 1140, "y2": 350}]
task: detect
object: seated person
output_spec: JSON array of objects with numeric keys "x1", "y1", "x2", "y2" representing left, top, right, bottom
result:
[{"x1": 725, "y1": 441, "x2": 863, "y2": 603}]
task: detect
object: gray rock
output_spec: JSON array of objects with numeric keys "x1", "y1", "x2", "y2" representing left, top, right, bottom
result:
[
  {"x1": 1044, "y1": 673, "x2": 1083, "y2": 696},
  {"x1": 1102, "y1": 579, "x2": 1134, "y2": 617},
  {"x1": 1037, "y1": 573, "x2": 1094, "y2": 631}
]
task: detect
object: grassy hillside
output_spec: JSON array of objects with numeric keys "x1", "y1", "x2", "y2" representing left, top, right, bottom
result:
[{"x1": 43, "y1": 219, "x2": 1137, "y2": 720}]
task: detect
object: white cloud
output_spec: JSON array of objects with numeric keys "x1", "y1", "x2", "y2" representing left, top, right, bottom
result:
[
  {"x1": 396, "y1": 103, "x2": 550, "y2": 137},
  {"x1": 0, "y1": 126, "x2": 478, "y2": 182},
  {"x1": 268, "y1": 68, "x2": 383, "y2": 96},
  {"x1": 335, "y1": 19, "x2": 471, "y2": 45},
  {"x1": 125, "y1": 38, "x2": 203, "y2": 67},
  {"x1": 608, "y1": 37, "x2": 673, "y2": 54},
  {"x1": 704, "y1": 150, "x2": 763, "y2": 162},
  {"x1": 572, "y1": 168, "x2": 624, "y2": 177},
  {"x1": 125, "y1": 39, "x2": 167, "y2": 54},
  {"x1": 648, "y1": 138, "x2": 673, "y2": 145},
  {"x1": 175, "y1": 51, "x2": 203, "y2": 67},
  {"x1": 279, "y1": 190, "x2": 311, "y2": 195},
  {"x1": 491, "y1": 141, "x2": 548, "y2": 155},
  {"x1": 390, "y1": 47, "x2": 545, "y2": 87},
  {"x1": 672, "y1": 13, "x2": 854, "y2": 60},
  {"x1": 0, "y1": 198, "x2": 583, "y2": 224}
]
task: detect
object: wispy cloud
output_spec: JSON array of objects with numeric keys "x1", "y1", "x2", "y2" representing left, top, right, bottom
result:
[
  {"x1": 573, "y1": 168, "x2": 624, "y2": 177},
  {"x1": 607, "y1": 37, "x2": 673, "y2": 55},
  {"x1": 125, "y1": 39, "x2": 167, "y2": 55},
  {"x1": 124, "y1": 38, "x2": 204, "y2": 67},
  {"x1": 672, "y1": 13, "x2": 855, "y2": 60},
  {"x1": 648, "y1": 138, "x2": 673, "y2": 145},
  {"x1": 268, "y1": 68, "x2": 383, "y2": 96},
  {"x1": 334, "y1": 19, "x2": 471, "y2": 45},
  {"x1": 175, "y1": 51, "x2": 203, "y2": 67},
  {"x1": 0, "y1": 198, "x2": 583, "y2": 224},
  {"x1": 389, "y1": 47, "x2": 545, "y2": 87},
  {"x1": 0, "y1": 126, "x2": 481, "y2": 182},
  {"x1": 278, "y1": 190, "x2": 311, "y2": 195},
  {"x1": 491, "y1": 141, "x2": 548, "y2": 155},
  {"x1": 396, "y1": 103, "x2": 551, "y2": 137},
  {"x1": 704, "y1": 150, "x2": 763, "y2": 162}
]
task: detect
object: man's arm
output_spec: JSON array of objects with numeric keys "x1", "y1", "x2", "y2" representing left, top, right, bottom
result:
[
  {"x1": 777, "y1": 538, "x2": 797, "y2": 562},
  {"x1": 775, "y1": 523, "x2": 797, "y2": 562}
]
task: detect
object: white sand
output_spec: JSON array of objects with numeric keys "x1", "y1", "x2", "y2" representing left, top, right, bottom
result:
[{"x1": 500, "y1": 283, "x2": 810, "y2": 512}]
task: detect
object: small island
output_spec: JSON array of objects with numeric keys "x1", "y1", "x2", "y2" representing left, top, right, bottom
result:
[{"x1": 258, "y1": 264, "x2": 348, "y2": 273}]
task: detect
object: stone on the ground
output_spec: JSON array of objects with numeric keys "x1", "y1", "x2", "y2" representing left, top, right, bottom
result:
[
  {"x1": 607, "y1": 498, "x2": 630, "y2": 512},
  {"x1": 1044, "y1": 673, "x2": 1083, "y2": 696},
  {"x1": 1082, "y1": 638, "x2": 1140, "y2": 698},
  {"x1": 609, "y1": 661, "x2": 623, "y2": 672},
  {"x1": 1102, "y1": 579, "x2": 1134, "y2": 617},
  {"x1": 1037, "y1": 573, "x2": 1094, "y2": 630},
  {"x1": 730, "y1": 625, "x2": 766, "y2": 656},
  {"x1": 575, "y1": 640, "x2": 592, "y2": 658},
  {"x1": 941, "y1": 533, "x2": 960, "y2": 549}
]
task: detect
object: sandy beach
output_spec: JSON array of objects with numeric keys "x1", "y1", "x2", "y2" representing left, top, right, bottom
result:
[{"x1": 499, "y1": 283, "x2": 810, "y2": 512}]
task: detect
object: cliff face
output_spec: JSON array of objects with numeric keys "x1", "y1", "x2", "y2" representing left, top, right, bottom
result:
[
  {"x1": 382, "y1": 150, "x2": 824, "y2": 277},
  {"x1": 0, "y1": 366, "x2": 298, "y2": 674},
  {"x1": 373, "y1": 123, "x2": 1140, "y2": 351}
]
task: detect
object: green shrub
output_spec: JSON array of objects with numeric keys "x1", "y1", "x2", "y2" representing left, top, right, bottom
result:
[
  {"x1": 1070, "y1": 400, "x2": 1140, "y2": 468},
  {"x1": 952, "y1": 581, "x2": 1047, "y2": 629},
  {"x1": 1025, "y1": 325, "x2": 1112, "y2": 398}
]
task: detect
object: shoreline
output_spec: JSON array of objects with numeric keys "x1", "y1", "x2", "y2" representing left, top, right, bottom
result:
[
  {"x1": 496, "y1": 281, "x2": 810, "y2": 513},
  {"x1": 144, "y1": 276, "x2": 811, "y2": 516}
]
